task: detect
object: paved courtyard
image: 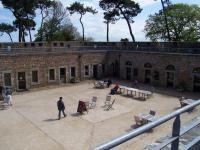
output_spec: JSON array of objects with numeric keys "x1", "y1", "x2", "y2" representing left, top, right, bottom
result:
[{"x1": 0, "y1": 80, "x2": 200, "y2": 150}]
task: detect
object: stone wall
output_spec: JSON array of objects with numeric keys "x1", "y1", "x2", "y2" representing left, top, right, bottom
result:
[
  {"x1": 0, "y1": 42, "x2": 200, "y2": 91},
  {"x1": 0, "y1": 51, "x2": 107, "y2": 91},
  {"x1": 107, "y1": 51, "x2": 200, "y2": 91}
]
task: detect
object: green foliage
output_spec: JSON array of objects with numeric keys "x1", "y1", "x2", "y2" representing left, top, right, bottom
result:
[
  {"x1": 70, "y1": 77, "x2": 80, "y2": 83},
  {"x1": 1, "y1": 0, "x2": 37, "y2": 42},
  {"x1": 103, "y1": 10, "x2": 118, "y2": 24},
  {"x1": 103, "y1": 10, "x2": 119, "y2": 42},
  {"x1": 67, "y1": 2, "x2": 97, "y2": 15},
  {"x1": 67, "y1": 2, "x2": 97, "y2": 41},
  {"x1": 35, "y1": 1, "x2": 80, "y2": 42},
  {"x1": 36, "y1": 0, "x2": 54, "y2": 11},
  {"x1": 0, "y1": 23, "x2": 17, "y2": 42},
  {"x1": 99, "y1": 0, "x2": 142, "y2": 41},
  {"x1": 144, "y1": 4, "x2": 200, "y2": 42},
  {"x1": 0, "y1": 0, "x2": 54, "y2": 42}
]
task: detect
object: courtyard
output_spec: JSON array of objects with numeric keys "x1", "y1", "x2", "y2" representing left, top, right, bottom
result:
[{"x1": 0, "y1": 80, "x2": 200, "y2": 150}]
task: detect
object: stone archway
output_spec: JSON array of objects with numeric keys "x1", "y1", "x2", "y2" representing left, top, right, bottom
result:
[
  {"x1": 166, "y1": 65, "x2": 176, "y2": 88},
  {"x1": 125, "y1": 61, "x2": 132, "y2": 80},
  {"x1": 144, "y1": 63, "x2": 152, "y2": 84},
  {"x1": 193, "y1": 67, "x2": 200, "y2": 92}
]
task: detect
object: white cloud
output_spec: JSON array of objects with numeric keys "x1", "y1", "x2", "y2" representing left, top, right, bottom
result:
[
  {"x1": 63, "y1": 0, "x2": 156, "y2": 41},
  {"x1": 0, "y1": 2, "x2": 3, "y2": 8},
  {"x1": 136, "y1": 0, "x2": 158, "y2": 7}
]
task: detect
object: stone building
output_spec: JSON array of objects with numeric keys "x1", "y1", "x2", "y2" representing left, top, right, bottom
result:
[{"x1": 0, "y1": 41, "x2": 200, "y2": 92}]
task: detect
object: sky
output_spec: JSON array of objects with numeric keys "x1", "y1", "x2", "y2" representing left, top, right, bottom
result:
[{"x1": 0, "y1": 0, "x2": 200, "y2": 42}]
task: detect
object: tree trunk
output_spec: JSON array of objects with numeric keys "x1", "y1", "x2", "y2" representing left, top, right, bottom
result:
[
  {"x1": 125, "y1": 17, "x2": 135, "y2": 42},
  {"x1": 7, "y1": 33, "x2": 13, "y2": 43},
  {"x1": 40, "y1": 9, "x2": 44, "y2": 41},
  {"x1": 119, "y1": 8, "x2": 135, "y2": 42},
  {"x1": 19, "y1": 24, "x2": 22, "y2": 42},
  {"x1": 80, "y1": 14, "x2": 84, "y2": 41},
  {"x1": 107, "y1": 21, "x2": 109, "y2": 42},
  {"x1": 40, "y1": 10, "x2": 44, "y2": 29},
  {"x1": 22, "y1": 29, "x2": 25, "y2": 42},
  {"x1": 28, "y1": 29, "x2": 32, "y2": 42},
  {"x1": 161, "y1": 0, "x2": 171, "y2": 41}
]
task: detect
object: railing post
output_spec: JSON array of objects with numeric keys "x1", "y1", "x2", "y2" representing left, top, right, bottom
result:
[{"x1": 171, "y1": 115, "x2": 180, "y2": 150}]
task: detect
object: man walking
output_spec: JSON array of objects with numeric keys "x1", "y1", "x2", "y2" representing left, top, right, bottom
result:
[{"x1": 57, "y1": 97, "x2": 66, "y2": 120}]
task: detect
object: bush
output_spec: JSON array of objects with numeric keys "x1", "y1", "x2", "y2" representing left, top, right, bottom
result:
[{"x1": 70, "y1": 77, "x2": 80, "y2": 83}]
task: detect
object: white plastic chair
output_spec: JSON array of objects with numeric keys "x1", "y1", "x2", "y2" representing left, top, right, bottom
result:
[
  {"x1": 105, "y1": 95, "x2": 111, "y2": 106},
  {"x1": 89, "y1": 96, "x2": 97, "y2": 109}
]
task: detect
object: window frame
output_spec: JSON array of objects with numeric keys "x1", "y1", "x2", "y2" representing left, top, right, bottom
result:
[
  {"x1": 2, "y1": 71, "x2": 12, "y2": 87},
  {"x1": 48, "y1": 68, "x2": 56, "y2": 81},
  {"x1": 31, "y1": 70, "x2": 39, "y2": 84},
  {"x1": 84, "y1": 65, "x2": 90, "y2": 77}
]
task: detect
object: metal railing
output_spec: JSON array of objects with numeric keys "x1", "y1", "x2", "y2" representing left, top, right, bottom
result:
[{"x1": 91, "y1": 99, "x2": 200, "y2": 150}]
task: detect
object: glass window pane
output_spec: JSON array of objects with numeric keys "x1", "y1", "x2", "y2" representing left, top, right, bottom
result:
[
  {"x1": 4, "y1": 73, "x2": 11, "y2": 86},
  {"x1": 49, "y1": 69, "x2": 55, "y2": 80},
  {"x1": 32, "y1": 71, "x2": 38, "y2": 83}
]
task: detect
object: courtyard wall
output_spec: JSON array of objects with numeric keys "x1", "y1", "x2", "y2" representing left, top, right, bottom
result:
[{"x1": 0, "y1": 41, "x2": 200, "y2": 91}]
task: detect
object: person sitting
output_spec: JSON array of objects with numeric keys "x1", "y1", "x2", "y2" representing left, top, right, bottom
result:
[
  {"x1": 107, "y1": 79, "x2": 112, "y2": 88},
  {"x1": 132, "y1": 80, "x2": 139, "y2": 88},
  {"x1": 110, "y1": 84, "x2": 119, "y2": 95}
]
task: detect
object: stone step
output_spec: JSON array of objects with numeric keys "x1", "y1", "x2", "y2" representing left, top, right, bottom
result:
[{"x1": 144, "y1": 117, "x2": 200, "y2": 150}]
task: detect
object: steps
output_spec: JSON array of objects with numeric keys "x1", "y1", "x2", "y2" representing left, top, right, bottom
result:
[{"x1": 144, "y1": 117, "x2": 200, "y2": 150}]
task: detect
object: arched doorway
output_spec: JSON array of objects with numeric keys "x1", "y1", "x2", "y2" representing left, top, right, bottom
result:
[
  {"x1": 110, "y1": 63, "x2": 115, "y2": 77},
  {"x1": 110, "y1": 60, "x2": 120, "y2": 77},
  {"x1": 125, "y1": 61, "x2": 132, "y2": 80},
  {"x1": 114, "y1": 60, "x2": 119, "y2": 77},
  {"x1": 193, "y1": 67, "x2": 200, "y2": 92},
  {"x1": 166, "y1": 65, "x2": 175, "y2": 87},
  {"x1": 144, "y1": 63, "x2": 152, "y2": 84}
]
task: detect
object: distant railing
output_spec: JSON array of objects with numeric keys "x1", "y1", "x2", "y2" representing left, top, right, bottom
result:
[
  {"x1": 0, "y1": 46, "x2": 200, "y2": 55},
  {"x1": 91, "y1": 99, "x2": 200, "y2": 150}
]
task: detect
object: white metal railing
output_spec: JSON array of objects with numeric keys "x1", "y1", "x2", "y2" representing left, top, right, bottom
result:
[{"x1": 91, "y1": 99, "x2": 200, "y2": 150}]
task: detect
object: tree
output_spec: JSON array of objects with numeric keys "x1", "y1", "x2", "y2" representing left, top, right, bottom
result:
[
  {"x1": 67, "y1": 2, "x2": 97, "y2": 41},
  {"x1": 0, "y1": 23, "x2": 16, "y2": 42},
  {"x1": 35, "y1": 1, "x2": 80, "y2": 42},
  {"x1": 99, "y1": 0, "x2": 142, "y2": 42},
  {"x1": 154, "y1": 0, "x2": 171, "y2": 41},
  {"x1": 144, "y1": 4, "x2": 200, "y2": 42},
  {"x1": 36, "y1": 0, "x2": 55, "y2": 41},
  {"x1": 1, "y1": 0, "x2": 37, "y2": 42},
  {"x1": 51, "y1": 24, "x2": 80, "y2": 41},
  {"x1": 103, "y1": 10, "x2": 118, "y2": 42}
]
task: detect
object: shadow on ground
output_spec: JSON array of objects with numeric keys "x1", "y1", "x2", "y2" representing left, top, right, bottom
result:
[
  {"x1": 43, "y1": 118, "x2": 58, "y2": 122},
  {"x1": 126, "y1": 124, "x2": 153, "y2": 133}
]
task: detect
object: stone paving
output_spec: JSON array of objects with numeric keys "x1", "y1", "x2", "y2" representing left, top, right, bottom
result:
[{"x1": 0, "y1": 80, "x2": 200, "y2": 150}]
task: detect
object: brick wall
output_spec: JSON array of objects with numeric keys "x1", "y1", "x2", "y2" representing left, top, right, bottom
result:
[{"x1": 0, "y1": 43, "x2": 200, "y2": 91}]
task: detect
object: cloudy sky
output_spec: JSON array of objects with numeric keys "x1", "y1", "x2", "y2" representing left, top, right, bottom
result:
[{"x1": 0, "y1": 0, "x2": 200, "y2": 42}]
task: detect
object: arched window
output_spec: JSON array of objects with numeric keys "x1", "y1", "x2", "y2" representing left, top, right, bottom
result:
[
  {"x1": 125, "y1": 61, "x2": 132, "y2": 66},
  {"x1": 144, "y1": 63, "x2": 152, "y2": 68},
  {"x1": 166, "y1": 65, "x2": 175, "y2": 71}
]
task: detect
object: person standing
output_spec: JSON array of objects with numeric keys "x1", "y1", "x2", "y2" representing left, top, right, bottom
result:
[
  {"x1": 57, "y1": 97, "x2": 66, "y2": 120},
  {"x1": 5, "y1": 87, "x2": 12, "y2": 106},
  {"x1": 107, "y1": 79, "x2": 112, "y2": 88}
]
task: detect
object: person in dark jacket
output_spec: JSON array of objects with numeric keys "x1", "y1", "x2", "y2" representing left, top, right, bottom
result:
[
  {"x1": 57, "y1": 97, "x2": 66, "y2": 120},
  {"x1": 107, "y1": 79, "x2": 112, "y2": 88}
]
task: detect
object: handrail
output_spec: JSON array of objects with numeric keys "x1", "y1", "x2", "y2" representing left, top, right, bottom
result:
[
  {"x1": 91, "y1": 99, "x2": 200, "y2": 150},
  {"x1": 150, "y1": 116, "x2": 200, "y2": 150}
]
